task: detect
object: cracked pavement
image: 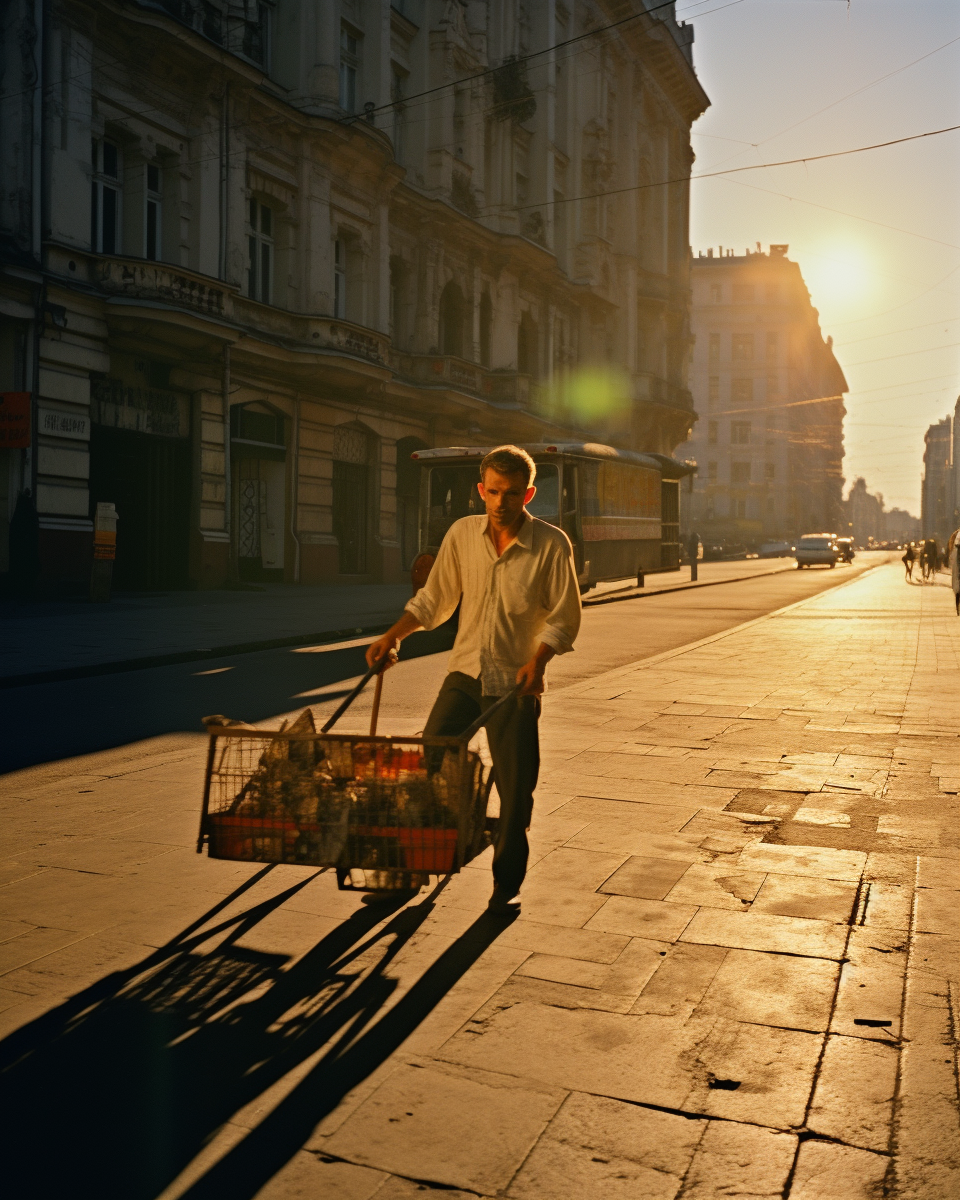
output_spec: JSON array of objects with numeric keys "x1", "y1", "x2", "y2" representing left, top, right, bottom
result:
[{"x1": 0, "y1": 561, "x2": 956, "y2": 1199}]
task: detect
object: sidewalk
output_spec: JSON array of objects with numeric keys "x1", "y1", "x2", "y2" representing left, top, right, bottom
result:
[
  {"x1": 0, "y1": 556, "x2": 802, "y2": 684},
  {"x1": 0, "y1": 562, "x2": 955, "y2": 1198}
]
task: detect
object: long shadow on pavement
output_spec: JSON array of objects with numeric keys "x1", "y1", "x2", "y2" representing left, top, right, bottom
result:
[
  {"x1": 0, "y1": 621, "x2": 457, "y2": 772},
  {"x1": 0, "y1": 864, "x2": 509, "y2": 1199}
]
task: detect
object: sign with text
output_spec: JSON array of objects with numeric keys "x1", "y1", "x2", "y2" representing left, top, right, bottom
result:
[
  {"x1": 0, "y1": 392, "x2": 31, "y2": 448},
  {"x1": 39, "y1": 407, "x2": 90, "y2": 440}
]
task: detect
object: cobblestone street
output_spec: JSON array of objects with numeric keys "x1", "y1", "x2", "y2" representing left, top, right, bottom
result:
[{"x1": 1, "y1": 562, "x2": 957, "y2": 1199}]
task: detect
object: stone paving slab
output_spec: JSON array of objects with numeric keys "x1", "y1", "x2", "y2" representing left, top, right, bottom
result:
[{"x1": 0, "y1": 563, "x2": 957, "y2": 1199}]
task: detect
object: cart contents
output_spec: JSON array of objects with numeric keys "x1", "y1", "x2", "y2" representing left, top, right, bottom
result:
[{"x1": 200, "y1": 709, "x2": 487, "y2": 879}]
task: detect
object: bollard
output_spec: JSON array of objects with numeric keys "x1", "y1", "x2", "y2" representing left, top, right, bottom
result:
[
  {"x1": 90, "y1": 501, "x2": 118, "y2": 602},
  {"x1": 690, "y1": 558, "x2": 698, "y2": 583}
]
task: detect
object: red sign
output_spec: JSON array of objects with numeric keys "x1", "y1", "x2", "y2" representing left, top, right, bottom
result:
[{"x1": 0, "y1": 393, "x2": 31, "y2": 449}]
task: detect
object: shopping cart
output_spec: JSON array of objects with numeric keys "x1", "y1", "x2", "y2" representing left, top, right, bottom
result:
[{"x1": 197, "y1": 658, "x2": 508, "y2": 892}]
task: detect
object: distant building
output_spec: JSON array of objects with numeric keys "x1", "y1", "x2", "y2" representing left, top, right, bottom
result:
[
  {"x1": 921, "y1": 416, "x2": 954, "y2": 544},
  {"x1": 843, "y1": 477, "x2": 883, "y2": 544},
  {"x1": 842, "y1": 476, "x2": 919, "y2": 545},
  {"x1": 683, "y1": 244, "x2": 847, "y2": 546},
  {"x1": 884, "y1": 508, "x2": 921, "y2": 545}
]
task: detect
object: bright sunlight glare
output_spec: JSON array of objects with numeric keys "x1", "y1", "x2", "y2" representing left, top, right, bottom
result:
[{"x1": 801, "y1": 243, "x2": 877, "y2": 318}]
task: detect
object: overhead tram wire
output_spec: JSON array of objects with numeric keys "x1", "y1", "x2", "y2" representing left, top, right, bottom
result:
[
  {"x1": 482, "y1": 123, "x2": 960, "y2": 218},
  {"x1": 341, "y1": 0, "x2": 686, "y2": 126}
]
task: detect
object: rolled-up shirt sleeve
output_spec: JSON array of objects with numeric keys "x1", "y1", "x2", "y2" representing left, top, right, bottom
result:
[
  {"x1": 404, "y1": 532, "x2": 462, "y2": 630},
  {"x1": 537, "y1": 538, "x2": 581, "y2": 655}
]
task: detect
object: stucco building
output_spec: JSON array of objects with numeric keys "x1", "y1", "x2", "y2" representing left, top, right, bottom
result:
[
  {"x1": 1, "y1": 0, "x2": 708, "y2": 592},
  {"x1": 682, "y1": 244, "x2": 847, "y2": 546}
]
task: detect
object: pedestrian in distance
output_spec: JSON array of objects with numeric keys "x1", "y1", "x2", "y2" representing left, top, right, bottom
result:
[
  {"x1": 949, "y1": 529, "x2": 960, "y2": 616},
  {"x1": 366, "y1": 444, "x2": 581, "y2": 917},
  {"x1": 902, "y1": 543, "x2": 915, "y2": 581}
]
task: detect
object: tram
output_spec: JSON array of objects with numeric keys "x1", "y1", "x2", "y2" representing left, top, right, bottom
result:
[{"x1": 409, "y1": 442, "x2": 696, "y2": 592}]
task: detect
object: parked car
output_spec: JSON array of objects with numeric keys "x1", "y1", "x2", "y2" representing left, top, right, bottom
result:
[
  {"x1": 796, "y1": 534, "x2": 839, "y2": 568},
  {"x1": 835, "y1": 537, "x2": 855, "y2": 563},
  {"x1": 758, "y1": 541, "x2": 795, "y2": 558}
]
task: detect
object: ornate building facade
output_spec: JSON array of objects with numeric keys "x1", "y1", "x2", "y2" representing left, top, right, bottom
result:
[
  {"x1": 1, "y1": 0, "x2": 707, "y2": 591},
  {"x1": 683, "y1": 245, "x2": 847, "y2": 546}
]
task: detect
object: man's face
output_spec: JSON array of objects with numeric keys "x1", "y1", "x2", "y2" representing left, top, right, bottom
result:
[{"x1": 478, "y1": 468, "x2": 536, "y2": 530}]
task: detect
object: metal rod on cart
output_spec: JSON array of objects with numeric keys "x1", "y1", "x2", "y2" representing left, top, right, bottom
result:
[
  {"x1": 457, "y1": 685, "x2": 523, "y2": 744},
  {"x1": 321, "y1": 652, "x2": 391, "y2": 735},
  {"x1": 369, "y1": 670, "x2": 384, "y2": 736}
]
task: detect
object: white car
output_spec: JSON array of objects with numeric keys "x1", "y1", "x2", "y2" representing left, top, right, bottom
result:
[{"x1": 796, "y1": 535, "x2": 839, "y2": 568}]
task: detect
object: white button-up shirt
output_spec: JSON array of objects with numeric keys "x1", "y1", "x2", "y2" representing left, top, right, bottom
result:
[{"x1": 405, "y1": 513, "x2": 582, "y2": 696}]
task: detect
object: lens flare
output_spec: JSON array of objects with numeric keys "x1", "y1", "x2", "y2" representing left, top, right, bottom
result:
[{"x1": 549, "y1": 364, "x2": 632, "y2": 421}]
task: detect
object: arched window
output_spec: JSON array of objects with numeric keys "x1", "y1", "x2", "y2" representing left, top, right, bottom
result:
[{"x1": 439, "y1": 281, "x2": 465, "y2": 358}]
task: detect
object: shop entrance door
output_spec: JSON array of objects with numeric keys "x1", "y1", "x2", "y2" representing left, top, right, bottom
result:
[
  {"x1": 89, "y1": 425, "x2": 191, "y2": 590},
  {"x1": 332, "y1": 460, "x2": 368, "y2": 574},
  {"x1": 236, "y1": 456, "x2": 286, "y2": 581}
]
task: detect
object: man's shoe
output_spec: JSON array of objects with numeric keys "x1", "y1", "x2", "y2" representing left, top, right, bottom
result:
[{"x1": 487, "y1": 887, "x2": 520, "y2": 916}]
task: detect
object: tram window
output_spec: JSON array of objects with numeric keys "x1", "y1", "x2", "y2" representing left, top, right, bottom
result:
[
  {"x1": 525, "y1": 465, "x2": 559, "y2": 519},
  {"x1": 426, "y1": 465, "x2": 482, "y2": 545}
]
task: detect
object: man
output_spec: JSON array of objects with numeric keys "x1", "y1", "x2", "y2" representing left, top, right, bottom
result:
[{"x1": 365, "y1": 444, "x2": 581, "y2": 915}]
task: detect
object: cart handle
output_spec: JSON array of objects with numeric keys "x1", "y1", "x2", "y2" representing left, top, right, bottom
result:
[
  {"x1": 320, "y1": 653, "x2": 390, "y2": 734},
  {"x1": 457, "y1": 686, "x2": 523, "y2": 744}
]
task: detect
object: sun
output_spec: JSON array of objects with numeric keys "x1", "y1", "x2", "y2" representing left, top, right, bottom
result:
[{"x1": 805, "y1": 243, "x2": 874, "y2": 313}]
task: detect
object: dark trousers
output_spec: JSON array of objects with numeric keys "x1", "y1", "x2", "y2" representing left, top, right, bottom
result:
[{"x1": 423, "y1": 671, "x2": 540, "y2": 897}]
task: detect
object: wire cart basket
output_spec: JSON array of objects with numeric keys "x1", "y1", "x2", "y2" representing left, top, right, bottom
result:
[{"x1": 197, "y1": 658, "x2": 504, "y2": 892}]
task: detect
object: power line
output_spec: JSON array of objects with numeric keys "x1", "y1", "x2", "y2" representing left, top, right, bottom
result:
[
  {"x1": 485, "y1": 123, "x2": 960, "y2": 216},
  {"x1": 351, "y1": 0, "x2": 684, "y2": 123},
  {"x1": 841, "y1": 341, "x2": 960, "y2": 369},
  {"x1": 836, "y1": 318, "x2": 960, "y2": 348}
]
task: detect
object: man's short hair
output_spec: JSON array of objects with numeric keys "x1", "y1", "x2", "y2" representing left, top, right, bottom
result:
[{"x1": 480, "y1": 444, "x2": 536, "y2": 487}]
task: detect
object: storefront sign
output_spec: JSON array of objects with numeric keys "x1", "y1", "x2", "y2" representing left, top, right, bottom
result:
[
  {"x1": 0, "y1": 392, "x2": 31, "y2": 448},
  {"x1": 39, "y1": 407, "x2": 90, "y2": 440}
]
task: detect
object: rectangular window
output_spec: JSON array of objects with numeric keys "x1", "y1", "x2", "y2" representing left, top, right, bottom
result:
[
  {"x1": 735, "y1": 499, "x2": 747, "y2": 518},
  {"x1": 708, "y1": 333, "x2": 721, "y2": 362},
  {"x1": 765, "y1": 332, "x2": 778, "y2": 360},
  {"x1": 334, "y1": 238, "x2": 346, "y2": 318},
  {"x1": 708, "y1": 376, "x2": 719, "y2": 409},
  {"x1": 391, "y1": 66, "x2": 405, "y2": 161},
  {"x1": 732, "y1": 334, "x2": 753, "y2": 361},
  {"x1": 708, "y1": 421, "x2": 718, "y2": 445},
  {"x1": 247, "y1": 199, "x2": 273, "y2": 303},
  {"x1": 731, "y1": 378, "x2": 753, "y2": 405},
  {"x1": 731, "y1": 462, "x2": 751, "y2": 483},
  {"x1": 765, "y1": 462, "x2": 776, "y2": 480},
  {"x1": 766, "y1": 374, "x2": 779, "y2": 397},
  {"x1": 339, "y1": 25, "x2": 360, "y2": 112},
  {"x1": 731, "y1": 421, "x2": 751, "y2": 445},
  {"x1": 707, "y1": 461, "x2": 717, "y2": 480},
  {"x1": 733, "y1": 284, "x2": 754, "y2": 303},
  {"x1": 91, "y1": 138, "x2": 121, "y2": 254},
  {"x1": 145, "y1": 163, "x2": 161, "y2": 261},
  {"x1": 709, "y1": 283, "x2": 722, "y2": 303}
]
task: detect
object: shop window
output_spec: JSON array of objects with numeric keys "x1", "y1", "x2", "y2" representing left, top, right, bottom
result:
[
  {"x1": 247, "y1": 200, "x2": 273, "y2": 304},
  {"x1": 91, "y1": 138, "x2": 121, "y2": 254},
  {"x1": 145, "y1": 163, "x2": 162, "y2": 261}
]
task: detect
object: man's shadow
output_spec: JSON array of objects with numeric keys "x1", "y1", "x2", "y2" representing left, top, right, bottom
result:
[{"x1": 0, "y1": 865, "x2": 510, "y2": 1199}]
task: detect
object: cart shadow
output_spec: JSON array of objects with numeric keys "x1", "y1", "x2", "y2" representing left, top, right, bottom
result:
[{"x1": 0, "y1": 864, "x2": 510, "y2": 1199}]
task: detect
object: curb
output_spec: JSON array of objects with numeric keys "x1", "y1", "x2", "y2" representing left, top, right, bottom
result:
[{"x1": 0, "y1": 558, "x2": 877, "y2": 691}]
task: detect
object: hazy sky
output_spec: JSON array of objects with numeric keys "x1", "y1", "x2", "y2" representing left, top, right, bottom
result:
[{"x1": 682, "y1": 0, "x2": 960, "y2": 514}]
